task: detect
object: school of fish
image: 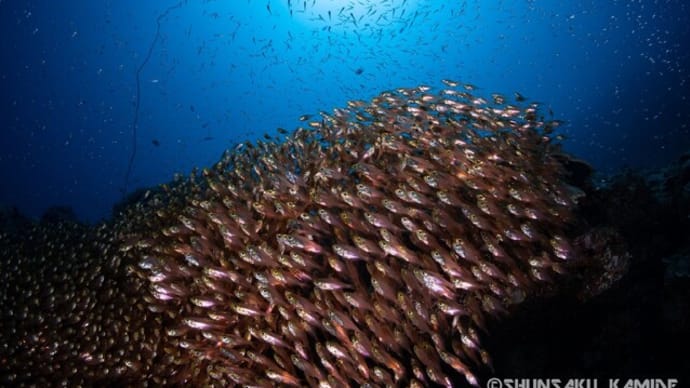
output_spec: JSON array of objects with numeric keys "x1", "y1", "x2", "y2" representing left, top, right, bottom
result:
[{"x1": 1, "y1": 81, "x2": 586, "y2": 386}]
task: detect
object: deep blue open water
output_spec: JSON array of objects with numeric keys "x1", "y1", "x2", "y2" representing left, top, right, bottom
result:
[{"x1": 1, "y1": 0, "x2": 688, "y2": 222}]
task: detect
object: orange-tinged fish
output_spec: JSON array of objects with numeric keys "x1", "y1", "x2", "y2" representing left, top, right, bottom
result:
[
  {"x1": 332, "y1": 243, "x2": 366, "y2": 261},
  {"x1": 452, "y1": 237, "x2": 483, "y2": 263},
  {"x1": 314, "y1": 277, "x2": 351, "y2": 291},
  {"x1": 413, "y1": 269, "x2": 456, "y2": 300},
  {"x1": 291, "y1": 354, "x2": 325, "y2": 381},
  {"x1": 351, "y1": 234, "x2": 384, "y2": 257},
  {"x1": 370, "y1": 272, "x2": 398, "y2": 304}
]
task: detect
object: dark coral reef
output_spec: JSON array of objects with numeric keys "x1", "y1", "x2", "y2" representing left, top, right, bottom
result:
[
  {"x1": 487, "y1": 152, "x2": 690, "y2": 380},
  {"x1": 1, "y1": 83, "x2": 682, "y2": 386}
]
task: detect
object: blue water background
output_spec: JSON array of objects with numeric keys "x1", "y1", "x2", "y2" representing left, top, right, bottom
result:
[{"x1": 1, "y1": 0, "x2": 688, "y2": 223}]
